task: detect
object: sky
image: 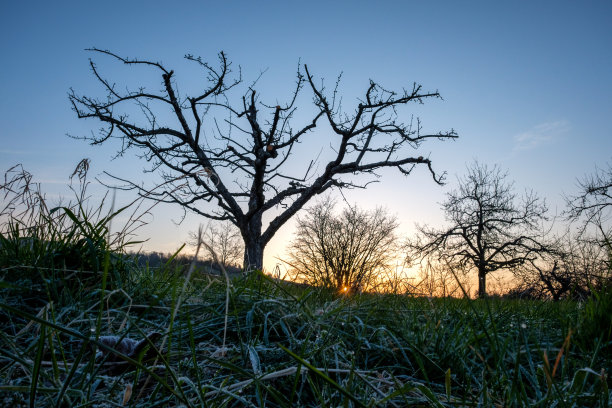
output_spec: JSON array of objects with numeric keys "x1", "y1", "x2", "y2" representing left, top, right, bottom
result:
[{"x1": 1, "y1": 1, "x2": 611, "y2": 274}]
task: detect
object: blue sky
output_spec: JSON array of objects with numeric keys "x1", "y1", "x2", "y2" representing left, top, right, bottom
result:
[{"x1": 1, "y1": 1, "x2": 611, "y2": 271}]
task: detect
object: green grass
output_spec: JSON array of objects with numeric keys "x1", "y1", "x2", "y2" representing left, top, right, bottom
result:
[
  {"x1": 1, "y1": 167, "x2": 610, "y2": 407},
  {"x1": 1, "y1": 260, "x2": 610, "y2": 407}
]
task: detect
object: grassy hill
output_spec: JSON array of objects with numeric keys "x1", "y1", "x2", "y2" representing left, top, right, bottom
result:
[
  {"x1": 1, "y1": 248, "x2": 610, "y2": 406},
  {"x1": 0, "y1": 171, "x2": 610, "y2": 407}
]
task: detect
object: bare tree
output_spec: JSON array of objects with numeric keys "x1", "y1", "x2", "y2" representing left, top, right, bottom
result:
[
  {"x1": 415, "y1": 259, "x2": 471, "y2": 298},
  {"x1": 566, "y1": 161, "x2": 612, "y2": 244},
  {"x1": 406, "y1": 161, "x2": 548, "y2": 298},
  {"x1": 190, "y1": 221, "x2": 243, "y2": 270},
  {"x1": 287, "y1": 199, "x2": 398, "y2": 292},
  {"x1": 561, "y1": 162, "x2": 612, "y2": 293},
  {"x1": 70, "y1": 49, "x2": 457, "y2": 271}
]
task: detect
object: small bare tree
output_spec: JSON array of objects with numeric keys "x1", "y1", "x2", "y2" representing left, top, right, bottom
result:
[
  {"x1": 415, "y1": 259, "x2": 471, "y2": 298},
  {"x1": 406, "y1": 161, "x2": 549, "y2": 298},
  {"x1": 190, "y1": 221, "x2": 243, "y2": 271},
  {"x1": 69, "y1": 49, "x2": 457, "y2": 271},
  {"x1": 287, "y1": 199, "x2": 398, "y2": 292}
]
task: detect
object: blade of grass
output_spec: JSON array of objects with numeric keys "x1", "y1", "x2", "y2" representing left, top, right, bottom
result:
[
  {"x1": 54, "y1": 338, "x2": 89, "y2": 408},
  {"x1": 30, "y1": 323, "x2": 46, "y2": 408},
  {"x1": 279, "y1": 343, "x2": 366, "y2": 408}
]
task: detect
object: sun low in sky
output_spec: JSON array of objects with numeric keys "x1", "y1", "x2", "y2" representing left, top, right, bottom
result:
[{"x1": 1, "y1": 0, "x2": 611, "y2": 272}]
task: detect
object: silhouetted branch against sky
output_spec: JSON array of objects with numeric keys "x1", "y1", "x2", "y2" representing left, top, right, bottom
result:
[
  {"x1": 69, "y1": 49, "x2": 457, "y2": 270},
  {"x1": 565, "y1": 162, "x2": 612, "y2": 236}
]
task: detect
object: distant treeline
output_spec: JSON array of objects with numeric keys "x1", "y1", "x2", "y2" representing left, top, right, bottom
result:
[{"x1": 127, "y1": 250, "x2": 242, "y2": 276}]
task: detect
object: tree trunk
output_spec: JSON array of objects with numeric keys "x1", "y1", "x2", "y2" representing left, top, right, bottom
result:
[
  {"x1": 241, "y1": 214, "x2": 264, "y2": 271},
  {"x1": 477, "y1": 268, "x2": 487, "y2": 298},
  {"x1": 243, "y1": 242, "x2": 264, "y2": 272}
]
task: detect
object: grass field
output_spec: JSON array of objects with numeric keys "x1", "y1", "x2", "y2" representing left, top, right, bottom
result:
[
  {"x1": 0, "y1": 172, "x2": 610, "y2": 407},
  {"x1": 1, "y1": 253, "x2": 610, "y2": 407}
]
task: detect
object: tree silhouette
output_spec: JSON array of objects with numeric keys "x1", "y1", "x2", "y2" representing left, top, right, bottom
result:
[
  {"x1": 567, "y1": 161, "x2": 612, "y2": 241},
  {"x1": 190, "y1": 221, "x2": 243, "y2": 270},
  {"x1": 565, "y1": 161, "x2": 612, "y2": 290},
  {"x1": 70, "y1": 49, "x2": 457, "y2": 271},
  {"x1": 517, "y1": 235, "x2": 607, "y2": 300},
  {"x1": 406, "y1": 162, "x2": 548, "y2": 298},
  {"x1": 287, "y1": 199, "x2": 398, "y2": 292}
]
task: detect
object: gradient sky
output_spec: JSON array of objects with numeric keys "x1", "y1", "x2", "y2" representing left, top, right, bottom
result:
[{"x1": 1, "y1": 1, "x2": 611, "y2": 272}]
